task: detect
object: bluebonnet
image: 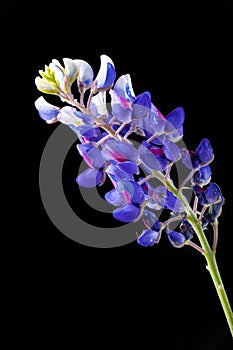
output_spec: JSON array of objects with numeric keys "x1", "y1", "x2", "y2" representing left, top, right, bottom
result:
[{"x1": 35, "y1": 53, "x2": 224, "y2": 251}]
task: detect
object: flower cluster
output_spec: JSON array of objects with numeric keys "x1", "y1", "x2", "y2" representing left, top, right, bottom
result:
[{"x1": 35, "y1": 54, "x2": 224, "y2": 250}]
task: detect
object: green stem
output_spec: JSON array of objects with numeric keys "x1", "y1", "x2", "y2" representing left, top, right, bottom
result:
[{"x1": 152, "y1": 171, "x2": 233, "y2": 337}]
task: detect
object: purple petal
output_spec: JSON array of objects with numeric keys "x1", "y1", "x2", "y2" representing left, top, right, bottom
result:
[
  {"x1": 162, "y1": 139, "x2": 181, "y2": 162},
  {"x1": 137, "y1": 229, "x2": 161, "y2": 247},
  {"x1": 196, "y1": 138, "x2": 214, "y2": 165},
  {"x1": 113, "y1": 204, "x2": 140, "y2": 222},
  {"x1": 167, "y1": 230, "x2": 186, "y2": 247},
  {"x1": 76, "y1": 144, "x2": 105, "y2": 169},
  {"x1": 167, "y1": 125, "x2": 183, "y2": 142},
  {"x1": 114, "y1": 74, "x2": 135, "y2": 101},
  {"x1": 95, "y1": 55, "x2": 116, "y2": 89},
  {"x1": 205, "y1": 183, "x2": 222, "y2": 203},
  {"x1": 34, "y1": 96, "x2": 60, "y2": 122},
  {"x1": 101, "y1": 138, "x2": 138, "y2": 163},
  {"x1": 116, "y1": 180, "x2": 145, "y2": 205},
  {"x1": 192, "y1": 165, "x2": 212, "y2": 186},
  {"x1": 76, "y1": 168, "x2": 103, "y2": 187},
  {"x1": 105, "y1": 189, "x2": 125, "y2": 206},
  {"x1": 165, "y1": 107, "x2": 185, "y2": 133},
  {"x1": 132, "y1": 91, "x2": 151, "y2": 119},
  {"x1": 106, "y1": 163, "x2": 134, "y2": 188}
]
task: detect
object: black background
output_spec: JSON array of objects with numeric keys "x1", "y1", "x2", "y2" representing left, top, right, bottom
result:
[{"x1": 5, "y1": 1, "x2": 233, "y2": 348}]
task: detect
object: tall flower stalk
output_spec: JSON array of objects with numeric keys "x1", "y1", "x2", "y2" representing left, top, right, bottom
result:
[{"x1": 35, "y1": 54, "x2": 233, "y2": 337}]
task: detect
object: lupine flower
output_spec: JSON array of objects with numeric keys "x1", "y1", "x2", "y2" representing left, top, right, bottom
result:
[
  {"x1": 76, "y1": 144, "x2": 106, "y2": 187},
  {"x1": 101, "y1": 138, "x2": 139, "y2": 163},
  {"x1": 193, "y1": 182, "x2": 223, "y2": 206},
  {"x1": 181, "y1": 138, "x2": 214, "y2": 169},
  {"x1": 137, "y1": 229, "x2": 161, "y2": 247},
  {"x1": 73, "y1": 59, "x2": 94, "y2": 88},
  {"x1": 34, "y1": 96, "x2": 60, "y2": 123},
  {"x1": 138, "y1": 140, "x2": 181, "y2": 172},
  {"x1": 94, "y1": 55, "x2": 116, "y2": 91}
]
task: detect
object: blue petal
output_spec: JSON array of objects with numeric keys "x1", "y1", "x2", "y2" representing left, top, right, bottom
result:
[
  {"x1": 165, "y1": 107, "x2": 185, "y2": 133},
  {"x1": 74, "y1": 59, "x2": 94, "y2": 86},
  {"x1": 72, "y1": 125, "x2": 102, "y2": 143},
  {"x1": 116, "y1": 161, "x2": 139, "y2": 174},
  {"x1": 143, "y1": 104, "x2": 166, "y2": 135},
  {"x1": 76, "y1": 168, "x2": 103, "y2": 187},
  {"x1": 114, "y1": 74, "x2": 135, "y2": 101},
  {"x1": 205, "y1": 183, "x2": 222, "y2": 203},
  {"x1": 106, "y1": 163, "x2": 134, "y2": 188},
  {"x1": 181, "y1": 148, "x2": 200, "y2": 169},
  {"x1": 117, "y1": 180, "x2": 145, "y2": 205},
  {"x1": 113, "y1": 204, "x2": 140, "y2": 222},
  {"x1": 196, "y1": 138, "x2": 214, "y2": 165},
  {"x1": 153, "y1": 186, "x2": 183, "y2": 212},
  {"x1": 138, "y1": 143, "x2": 169, "y2": 171},
  {"x1": 132, "y1": 91, "x2": 151, "y2": 119},
  {"x1": 76, "y1": 144, "x2": 105, "y2": 169},
  {"x1": 137, "y1": 229, "x2": 161, "y2": 247},
  {"x1": 167, "y1": 125, "x2": 183, "y2": 142},
  {"x1": 95, "y1": 55, "x2": 116, "y2": 89},
  {"x1": 167, "y1": 230, "x2": 186, "y2": 247},
  {"x1": 101, "y1": 138, "x2": 138, "y2": 163},
  {"x1": 34, "y1": 96, "x2": 60, "y2": 122},
  {"x1": 105, "y1": 189, "x2": 125, "y2": 206},
  {"x1": 142, "y1": 210, "x2": 161, "y2": 230},
  {"x1": 193, "y1": 165, "x2": 212, "y2": 186},
  {"x1": 162, "y1": 139, "x2": 181, "y2": 162},
  {"x1": 109, "y1": 89, "x2": 132, "y2": 123}
]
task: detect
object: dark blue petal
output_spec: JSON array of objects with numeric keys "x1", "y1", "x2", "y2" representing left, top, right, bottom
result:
[
  {"x1": 209, "y1": 196, "x2": 225, "y2": 222},
  {"x1": 192, "y1": 185, "x2": 208, "y2": 205},
  {"x1": 196, "y1": 138, "x2": 214, "y2": 165},
  {"x1": 116, "y1": 180, "x2": 145, "y2": 205},
  {"x1": 167, "y1": 230, "x2": 186, "y2": 247},
  {"x1": 205, "y1": 183, "x2": 222, "y2": 203},
  {"x1": 142, "y1": 210, "x2": 161, "y2": 230},
  {"x1": 180, "y1": 218, "x2": 194, "y2": 240},
  {"x1": 165, "y1": 107, "x2": 185, "y2": 133},
  {"x1": 132, "y1": 91, "x2": 151, "y2": 119},
  {"x1": 113, "y1": 204, "x2": 140, "y2": 222},
  {"x1": 105, "y1": 189, "x2": 125, "y2": 206},
  {"x1": 193, "y1": 165, "x2": 212, "y2": 186},
  {"x1": 137, "y1": 229, "x2": 161, "y2": 247},
  {"x1": 76, "y1": 144, "x2": 105, "y2": 169},
  {"x1": 162, "y1": 139, "x2": 181, "y2": 162},
  {"x1": 76, "y1": 168, "x2": 103, "y2": 187},
  {"x1": 101, "y1": 138, "x2": 138, "y2": 163},
  {"x1": 181, "y1": 148, "x2": 199, "y2": 169}
]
